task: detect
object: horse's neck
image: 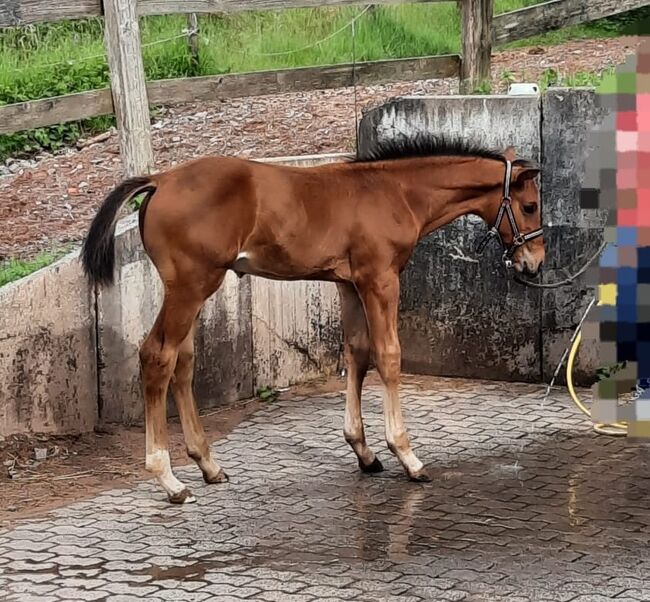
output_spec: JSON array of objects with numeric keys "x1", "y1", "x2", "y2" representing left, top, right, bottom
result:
[{"x1": 386, "y1": 157, "x2": 501, "y2": 239}]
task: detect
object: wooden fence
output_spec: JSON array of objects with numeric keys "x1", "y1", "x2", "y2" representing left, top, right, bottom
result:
[{"x1": 0, "y1": 0, "x2": 646, "y2": 176}]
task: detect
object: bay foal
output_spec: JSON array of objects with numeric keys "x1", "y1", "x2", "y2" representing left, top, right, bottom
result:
[{"x1": 82, "y1": 135, "x2": 544, "y2": 503}]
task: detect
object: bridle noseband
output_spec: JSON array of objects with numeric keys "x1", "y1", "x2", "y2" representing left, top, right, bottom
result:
[{"x1": 476, "y1": 159, "x2": 544, "y2": 268}]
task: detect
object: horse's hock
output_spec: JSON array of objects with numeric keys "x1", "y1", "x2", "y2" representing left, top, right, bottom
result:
[{"x1": 0, "y1": 89, "x2": 606, "y2": 437}]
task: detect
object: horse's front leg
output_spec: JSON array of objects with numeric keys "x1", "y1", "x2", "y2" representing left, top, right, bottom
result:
[{"x1": 355, "y1": 272, "x2": 430, "y2": 482}]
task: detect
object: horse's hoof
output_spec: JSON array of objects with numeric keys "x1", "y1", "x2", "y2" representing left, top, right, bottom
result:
[
  {"x1": 168, "y1": 488, "x2": 196, "y2": 504},
  {"x1": 204, "y1": 469, "x2": 229, "y2": 484},
  {"x1": 360, "y1": 457, "x2": 384, "y2": 474},
  {"x1": 408, "y1": 468, "x2": 432, "y2": 483}
]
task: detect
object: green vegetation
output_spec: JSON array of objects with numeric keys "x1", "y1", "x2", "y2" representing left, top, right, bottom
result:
[
  {"x1": 0, "y1": 2, "x2": 646, "y2": 161},
  {"x1": 256, "y1": 386, "x2": 280, "y2": 403},
  {"x1": 0, "y1": 249, "x2": 69, "y2": 288}
]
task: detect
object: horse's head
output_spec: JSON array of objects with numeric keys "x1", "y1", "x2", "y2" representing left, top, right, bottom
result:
[{"x1": 481, "y1": 146, "x2": 545, "y2": 276}]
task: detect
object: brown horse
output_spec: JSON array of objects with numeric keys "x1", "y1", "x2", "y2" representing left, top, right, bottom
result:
[{"x1": 82, "y1": 134, "x2": 544, "y2": 504}]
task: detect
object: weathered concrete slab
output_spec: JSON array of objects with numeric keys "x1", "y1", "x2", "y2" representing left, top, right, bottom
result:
[
  {"x1": 0, "y1": 252, "x2": 97, "y2": 436},
  {"x1": 359, "y1": 94, "x2": 543, "y2": 382},
  {"x1": 97, "y1": 214, "x2": 253, "y2": 425},
  {"x1": 541, "y1": 88, "x2": 609, "y2": 229},
  {"x1": 541, "y1": 88, "x2": 609, "y2": 383},
  {"x1": 251, "y1": 279, "x2": 341, "y2": 390}
]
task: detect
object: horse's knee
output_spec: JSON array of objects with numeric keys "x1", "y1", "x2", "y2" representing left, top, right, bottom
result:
[
  {"x1": 140, "y1": 337, "x2": 176, "y2": 392},
  {"x1": 386, "y1": 429, "x2": 410, "y2": 455},
  {"x1": 344, "y1": 428, "x2": 364, "y2": 446}
]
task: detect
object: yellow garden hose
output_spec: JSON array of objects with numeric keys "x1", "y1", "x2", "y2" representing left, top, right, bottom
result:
[{"x1": 565, "y1": 300, "x2": 628, "y2": 437}]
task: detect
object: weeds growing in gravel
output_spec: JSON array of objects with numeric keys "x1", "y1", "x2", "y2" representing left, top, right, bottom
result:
[{"x1": 0, "y1": 249, "x2": 70, "y2": 288}]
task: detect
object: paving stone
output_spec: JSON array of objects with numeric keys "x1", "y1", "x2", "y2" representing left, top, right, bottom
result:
[
  {"x1": 3, "y1": 550, "x2": 54, "y2": 562},
  {"x1": 101, "y1": 583, "x2": 161, "y2": 596},
  {"x1": 5, "y1": 594, "x2": 61, "y2": 602},
  {"x1": 4, "y1": 583, "x2": 58, "y2": 596},
  {"x1": 155, "y1": 590, "x2": 211, "y2": 601},
  {"x1": 1, "y1": 539, "x2": 52, "y2": 552},
  {"x1": 253, "y1": 593, "x2": 315, "y2": 602},
  {"x1": 200, "y1": 583, "x2": 263, "y2": 598},
  {"x1": 48, "y1": 588, "x2": 110, "y2": 600},
  {"x1": 104, "y1": 597, "x2": 163, "y2": 602}
]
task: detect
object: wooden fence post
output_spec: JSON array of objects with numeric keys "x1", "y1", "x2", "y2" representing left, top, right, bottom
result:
[
  {"x1": 187, "y1": 13, "x2": 200, "y2": 72},
  {"x1": 459, "y1": 0, "x2": 494, "y2": 94},
  {"x1": 103, "y1": 0, "x2": 154, "y2": 176}
]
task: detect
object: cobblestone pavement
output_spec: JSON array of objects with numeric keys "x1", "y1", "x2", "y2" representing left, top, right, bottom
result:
[{"x1": 2, "y1": 376, "x2": 650, "y2": 602}]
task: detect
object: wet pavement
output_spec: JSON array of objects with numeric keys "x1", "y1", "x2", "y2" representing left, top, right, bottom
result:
[{"x1": 1, "y1": 376, "x2": 650, "y2": 602}]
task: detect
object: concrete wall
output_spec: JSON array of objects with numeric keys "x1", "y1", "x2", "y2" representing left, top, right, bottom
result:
[
  {"x1": 0, "y1": 252, "x2": 97, "y2": 436},
  {"x1": 359, "y1": 95, "x2": 543, "y2": 382},
  {"x1": 357, "y1": 89, "x2": 607, "y2": 384},
  {"x1": 540, "y1": 88, "x2": 608, "y2": 384},
  {"x1": 252, "y1": 279, "x2": 341, "y2": 390}
]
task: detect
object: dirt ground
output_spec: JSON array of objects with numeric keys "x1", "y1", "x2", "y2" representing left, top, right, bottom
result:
[{"x1": 0, "y1": 35, "x2": 641, "y2": 262}]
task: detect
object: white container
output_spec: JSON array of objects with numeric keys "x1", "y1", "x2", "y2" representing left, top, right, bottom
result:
[{"x1": 508, "y1": 83, "x2": 540, "y2": 96}]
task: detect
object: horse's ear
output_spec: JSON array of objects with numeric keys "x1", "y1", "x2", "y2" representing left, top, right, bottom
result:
[
  {"x1": 503, "y1": 146, "x2": 517, "y2": 161},
  {"x1": 514, "y1": 165, "x2": 541, "y2": 184}
]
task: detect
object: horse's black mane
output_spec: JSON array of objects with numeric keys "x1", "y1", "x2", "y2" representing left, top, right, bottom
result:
[{"x1": 355, "y1": 132, "x2": 507, "y2": 164}]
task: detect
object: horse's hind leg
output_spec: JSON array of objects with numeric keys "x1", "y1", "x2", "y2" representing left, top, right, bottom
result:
[
  {"x1": 140, "y1": 284, "x2": 207, "y2": 504},
  {"x1": 171, "y1": 318, "x2": 228, "y2": 485},
  {"x1": 337, "y1": 283, "x2": 383, "y2": 473}
]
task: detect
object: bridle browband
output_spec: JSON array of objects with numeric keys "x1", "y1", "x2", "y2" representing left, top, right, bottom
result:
[{"x1": 476, "y1": 159, "x2": 544, "y2": 268}]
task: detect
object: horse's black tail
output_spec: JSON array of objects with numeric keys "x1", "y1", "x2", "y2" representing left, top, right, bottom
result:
[{"x1": 81, "y1": 176, "x2": 157, "y2": 287}]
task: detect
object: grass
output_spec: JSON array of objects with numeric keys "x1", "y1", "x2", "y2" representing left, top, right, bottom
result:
[
  {"x1": 0, "y1": 1, "x2": 644, "y2": 161},
  {"x1": 0, "y1": 249, "x2": 70, "y2": 288}
]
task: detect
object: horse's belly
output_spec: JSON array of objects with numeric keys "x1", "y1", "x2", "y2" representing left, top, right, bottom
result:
[{"x1": 230, "y1": 251, "x2": 346, "y2": 281}]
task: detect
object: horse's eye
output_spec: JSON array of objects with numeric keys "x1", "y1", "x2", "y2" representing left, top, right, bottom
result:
[{"x1": 523, "y1": 202, "x2": 537, "y2": 215}]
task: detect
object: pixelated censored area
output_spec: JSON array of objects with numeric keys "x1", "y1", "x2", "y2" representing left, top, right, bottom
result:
[{"x1": 579, "y1": 37, "x2": 650, "y2": 416}]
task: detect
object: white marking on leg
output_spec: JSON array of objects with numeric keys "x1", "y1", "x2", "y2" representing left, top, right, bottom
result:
[
  {"x1": 236, "y1": 251, "x2": 250, "y2": 260},
  {"x1": 146, "y1": 450, "x2": 195, "y2": 503},
  {"x1": 384, "y1": 387, "x2": 424, "y2": 475}
]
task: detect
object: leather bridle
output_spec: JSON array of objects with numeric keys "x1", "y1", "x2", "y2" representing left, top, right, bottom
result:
[{"x1": 476, "y1": 159, "x2": 544, "y2": 268}]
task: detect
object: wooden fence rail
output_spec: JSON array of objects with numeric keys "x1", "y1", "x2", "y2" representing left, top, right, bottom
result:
[
  {"x1": 0, "y1": 55, "x2": 459, "y2": 135},
  {"x1": 0, "y1": 0, "x2": 646, "y2": 175},
  {"x1": 493, "y1": 0, "x2": 646, "y2": 45},
  {"x1": 0, "y1": 0, "x2": 447, "y2": 27}
]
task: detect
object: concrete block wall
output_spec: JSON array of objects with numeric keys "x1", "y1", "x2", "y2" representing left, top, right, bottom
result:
[{"x1": 0, "y1": 252, "x2": 97, "y2": 435}]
